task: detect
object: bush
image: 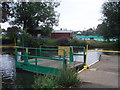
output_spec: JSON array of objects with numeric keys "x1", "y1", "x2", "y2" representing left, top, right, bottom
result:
[
  {"x1": 57, "y1": 68, "x2": 80, "y2": 87},
  {"x1": 70, "y1": 39, "x2": 87, "y2": 46},
  {"x1": 57, "y1": 37, "x2": 70, "y2": 46},
  {"x1": 32, "y1": 75, "x2": 59, "y2": 88},
  {"x1": 32, "y1": 68, "x2": 81, "y2": 88},
  {"x1": 45, "y1": 39, "x2": 57, "y2": 46}
]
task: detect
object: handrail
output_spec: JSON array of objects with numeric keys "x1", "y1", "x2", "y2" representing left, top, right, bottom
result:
[
  {"x1": 16, "y1": 53, "x2": 64, "y2": 61},
  {"x1": 15, "y1": 46, "x2": 67, "y2": 67},
  {"x1": 16, "y1": 46, "x2": 65, "y2": 51},
  {"x1": 88, "y1": 50, "x2": 120, "y2": 53}
]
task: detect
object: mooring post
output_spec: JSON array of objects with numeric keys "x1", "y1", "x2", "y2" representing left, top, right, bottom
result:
[
  {"x1": 83, "y1": 47, "x2": 86, "y2": 65},
  {"x1": 84, "y1": 45, "x2": 88, "y2": 65},
  {"x1": 83, "y1": 45, "x2": 89, "y2": 69},
  {"x1": 99, "y1": 55, "x2": 101, "y2": 61},
  {"x1": 69, "y1": 46, "x2": 73, "y2": 62}
]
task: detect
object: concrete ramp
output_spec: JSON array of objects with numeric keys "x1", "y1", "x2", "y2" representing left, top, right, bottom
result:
[{"x1": 78, "y1": 55, "x2": 119, "y2": 88}]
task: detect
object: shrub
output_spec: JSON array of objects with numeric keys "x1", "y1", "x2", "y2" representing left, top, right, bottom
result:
[
  {"x1": 70, "y1": 39, "x2": 87, "y2": 46},
  {"x1": 57, "y1": 68, "x2": 80, "y2": 87},
  {"x1": 45, "y1": 39, "x2": 57, "y2": 46},
  {"x1": 32, "y1": 68, "x2": 81, "y2": 88},
  {"x1": 57, "y1": 37, "x2": 70, "y2": 46},
  {"x1": 32, "y1": 75, "x2": 59, "y2": 88}
]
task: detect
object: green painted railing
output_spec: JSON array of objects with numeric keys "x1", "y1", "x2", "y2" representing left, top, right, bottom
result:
[
  {"x1": 15, "y1": 46, "x2": 86, "y2": 75},
  {"x1": 15, "y1": 46, "x2": 67, "y2": 67},
  {"x1": 40, "y1": 45, "x2": 86, "y2": 64}
]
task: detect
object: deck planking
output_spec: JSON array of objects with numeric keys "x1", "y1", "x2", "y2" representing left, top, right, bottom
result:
[{"x1": 17, "y1": 58, "x2": 83, "y2": 69}]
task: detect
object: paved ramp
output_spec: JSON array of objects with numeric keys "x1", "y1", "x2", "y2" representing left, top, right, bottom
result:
[{"x1": 78, "y1": 55, "x2": 119, "y2": 88}]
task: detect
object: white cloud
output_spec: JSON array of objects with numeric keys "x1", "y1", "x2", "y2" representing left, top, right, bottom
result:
[{"x1": 0, "y1": 22, "x2": 11, "y2": 30}]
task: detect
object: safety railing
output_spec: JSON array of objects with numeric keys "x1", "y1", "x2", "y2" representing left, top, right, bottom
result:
[
  {"x1": 40, "y1": 45, "x2": 86, "y2": 64},
  {"x1": 72, "y1": 46, "x2": 86, "y2": 64},
  {"x1": 15, "y1": 47, "x2": 67, "y2": 67}
]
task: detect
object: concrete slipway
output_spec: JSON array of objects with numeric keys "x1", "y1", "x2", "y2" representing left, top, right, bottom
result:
[{"x1": 78, "y1": 55, "x2": 119, "y2": 88}]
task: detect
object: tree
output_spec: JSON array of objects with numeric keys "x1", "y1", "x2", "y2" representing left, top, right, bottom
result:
[
  {"x1": 0, "y1": 2, "x2": 13, "y2": 23},
  {"x1": 7, "y1": 1, "x2": 60, "y2": 36},
  {"x1": 98, "y1": 1, "x2": 120, "y2": 41}
]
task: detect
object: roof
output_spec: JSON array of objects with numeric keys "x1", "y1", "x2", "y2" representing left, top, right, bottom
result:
[{"x1": 52, "y1": 30, "x2": 73, "y2": 33}]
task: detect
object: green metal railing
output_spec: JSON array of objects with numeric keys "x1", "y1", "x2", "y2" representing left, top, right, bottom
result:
[
  {"x1": 15, "y1": 47, "x2": 67, "y2": 67},
  {"x1": 72, "y1": 46, "x2": 86, "y2": 64},
  {"x1": 15, "y1": 46, "x2": 86, "y2": 75},
  {"x1": 40, "y1": 45, "x2": 86, "y2": 63}
]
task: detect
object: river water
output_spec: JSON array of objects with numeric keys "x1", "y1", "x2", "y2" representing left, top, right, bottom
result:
[{"x1": 0, "y1": 48, "x2": 119, "y2": 89}]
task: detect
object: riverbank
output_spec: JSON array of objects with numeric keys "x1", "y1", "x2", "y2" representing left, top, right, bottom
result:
[
  {"x1": 78, "y1": 55, "x2": 119, "y2": 88},
  {"x1": 1, "y1": 38, "x2": 119, "y2": 50}
]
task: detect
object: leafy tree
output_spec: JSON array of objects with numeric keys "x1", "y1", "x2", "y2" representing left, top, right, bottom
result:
[
  {"x1": 98, "y1": 2, "x2": 120, "y2": 41},
  {"x1": 3, "y1": 1, "x2": 60, "y2": 36},
  {"x1": 0, "y1": 2, "x2": 13, "y2": 23}
]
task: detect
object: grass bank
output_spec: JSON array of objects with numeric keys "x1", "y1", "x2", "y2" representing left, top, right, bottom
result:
[{"x1": 1, "y1": 37, "x2": 119, "y2": 50}]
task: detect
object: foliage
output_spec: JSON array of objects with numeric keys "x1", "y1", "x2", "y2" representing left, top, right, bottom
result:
[
  {"x1": 0, "y1": 2, "x2": 13, "y2": 23},
  {"x1": 87, "y1": 40, "x2": 118, "y2": 49},
  {"x1": 32, "y1": 75, "x2": 60, "y2": 88},
  {"x1": 70, "y1": 39, "x2": 87, "y2": 46},
  {"x1": 19, "y1": 31, "x2": 33, "y2": 47},
  {"x1": 56, "y1": 37, "x2": 70, "y2": 46},
  {"x1": 1, "y1": 1, "x2": 60, "y2": 36},
  {"x1": 32, "y1": 68, "x2": 81, "y2": 89},
  {"x1": 45, "y1": 39, "x2": 57, "y2": 46},
  {"x1": 57, "y1": 68, "x2": 80, "y2": 87},
  {"x1": 97, "y1": 2, "x2": 120, "y2": 41}
]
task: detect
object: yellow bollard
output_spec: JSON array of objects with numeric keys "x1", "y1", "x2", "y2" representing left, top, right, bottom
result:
[
  {"x1": 26, "y1": 48, "x2": 28, "y2": 53},
  {"x1": 84, "y1": 65, "x2": 89, "y2": 69}
]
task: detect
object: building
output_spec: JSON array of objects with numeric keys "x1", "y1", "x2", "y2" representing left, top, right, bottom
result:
[
  {"x1": 51, "y1": 30, "x2": 73, "y2": 39},
  {"x1": 76, "y1": 35, "x2": 104, "y2": 41}
]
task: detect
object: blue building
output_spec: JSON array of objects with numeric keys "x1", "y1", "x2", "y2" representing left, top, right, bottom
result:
[{"x1": 76, "y1": 36, "x2": 116, "y2": 41}]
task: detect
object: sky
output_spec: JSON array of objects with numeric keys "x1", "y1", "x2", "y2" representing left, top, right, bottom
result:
[
  {"x1": 54, "y1": 0, "x2": 106, "y2": 31},
  {"x1": 0, "y1": 0, "x2": 106, "y2": 31}
]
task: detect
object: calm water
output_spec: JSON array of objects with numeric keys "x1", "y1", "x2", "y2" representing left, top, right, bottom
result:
[
  {"x1": 0, "y1": 54, "x2": 34, "y2": 89},
  {"x1": 0, "y1": 48, "x2": 119, "y2": 89}
]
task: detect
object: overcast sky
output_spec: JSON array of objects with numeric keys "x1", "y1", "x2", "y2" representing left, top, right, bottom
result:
[
  {"x1": 54, "y1": 0, "x2": 106, "y2": 31},
  {"x1": 0, "y1": 0, "x2": 106, "y2": 31}
]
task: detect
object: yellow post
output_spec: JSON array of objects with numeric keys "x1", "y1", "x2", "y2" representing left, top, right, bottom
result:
[
  {"x1": 26, "y1": 48, "x2": 28, "y2": 53},
  {"x1": 84, "y1": 45, "x2": 89, "y2": 69}
]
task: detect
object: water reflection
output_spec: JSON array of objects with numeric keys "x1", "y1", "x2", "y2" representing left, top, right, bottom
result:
[
  {"x1": 0, "y1": 54, "x2": 16, "y2": 88},
  {"x1": 1, "y1": 54, "x2": 34, "y2": 88}
]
